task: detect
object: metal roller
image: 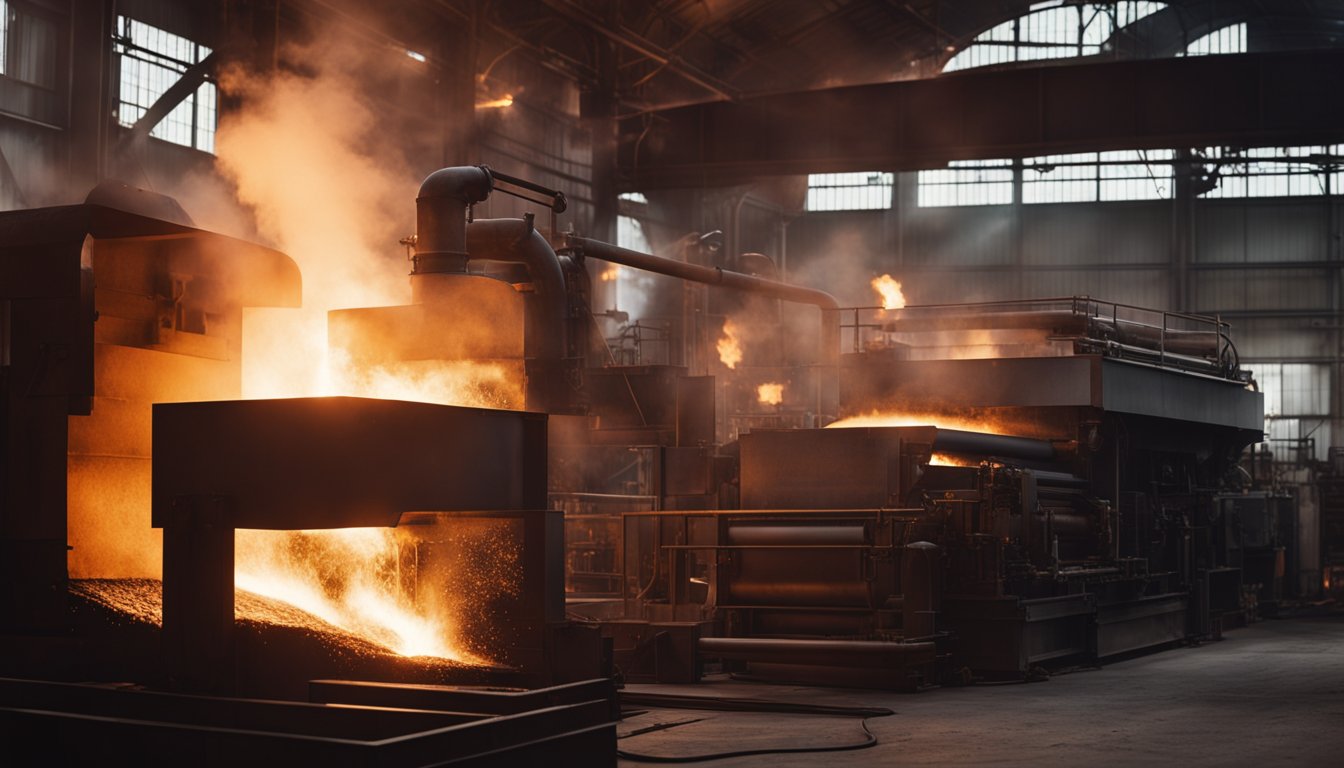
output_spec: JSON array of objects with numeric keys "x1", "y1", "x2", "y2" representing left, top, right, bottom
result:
[
  {"x1": 726, "y1": 525, "x2": 866, "y2": 546},
  {"x1": 723, "y1": 524, "x2": 874, "y2": 607}
]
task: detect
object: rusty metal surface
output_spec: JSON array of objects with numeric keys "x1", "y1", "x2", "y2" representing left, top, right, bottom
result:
[
  {"x1": 152, "y1": 397, "x2": 547, "y2": 530},
  {"x1": 740, "y1": 427, "x2": 928, "y2": 510},
  {"x1": 0, "y1": 676, "x2": 617, "y2": 767},
  {"x1": 151, "y1": 397, "x2": 552, "y2": 694},
  {"x1": 0, "y1": 204, "x2": 300, "y2": 632}
]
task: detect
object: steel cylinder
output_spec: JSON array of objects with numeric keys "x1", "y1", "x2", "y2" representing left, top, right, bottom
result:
[{"x1": 721, "y1": 524, "x2": 872, "y2": 607}]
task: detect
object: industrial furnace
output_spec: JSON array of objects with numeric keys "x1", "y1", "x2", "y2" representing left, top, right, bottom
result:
[
  {"x1": 0, "y1": 182, "x2": 617, "y2": 764},
  {"x1": 0, "y1": 165, "x2": 1281, "y2": 763}
]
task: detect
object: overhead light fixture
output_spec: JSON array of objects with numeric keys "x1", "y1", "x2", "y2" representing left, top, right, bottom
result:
[{"x1": 406, "y1": 50, "x2": 427, "y2": 63}]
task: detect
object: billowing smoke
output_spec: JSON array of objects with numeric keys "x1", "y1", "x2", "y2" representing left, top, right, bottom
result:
[{"x1": 212, "y1": 38, "x2": 421, "y2": 399}]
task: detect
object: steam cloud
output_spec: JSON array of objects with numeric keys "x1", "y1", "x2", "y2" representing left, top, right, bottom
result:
[{"x1": 212, "y1": 39, "x2": 421, "y2": 399}]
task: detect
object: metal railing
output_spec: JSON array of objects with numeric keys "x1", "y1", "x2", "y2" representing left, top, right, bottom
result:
[{"x1": 837, "y1": 295, "x2": 1241, "y2": 380}]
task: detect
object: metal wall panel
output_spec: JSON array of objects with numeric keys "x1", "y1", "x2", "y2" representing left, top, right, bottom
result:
[
  {"x1": 1021, "y1": 203, "x2": 1169, "y2": 266},
  {"x1": 1191, "y1": 268, "x2": 1332, "y2": 313},
  {"x1": 1195, "y1": 201, "x2": 1331, "y2": 263},
  {"x1": 1024, "y1": 269, "x2": 1169, "y2": 308},
  {"x1": 903, "y1": 205, "x2": 1017, "y2": 267},
  {"x1": 1233, "y1": 320, "x2": 1337, "y2": 360},
  {"x1": 903, "y1": 270, "x2": 1021, "y2": 305}
]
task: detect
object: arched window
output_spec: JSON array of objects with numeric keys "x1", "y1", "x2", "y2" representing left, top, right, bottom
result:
[
  {"x1": 1181, "y1": 23, "x2": 1246, "y2": 56},
  {"x1": 944, "y1": 2, "x2": 1167, "y2": 73}
]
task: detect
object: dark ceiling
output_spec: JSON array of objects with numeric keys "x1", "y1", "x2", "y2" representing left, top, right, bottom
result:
[{"x1": 450, "y1": 0, "x2": 1344, "y2": 113}]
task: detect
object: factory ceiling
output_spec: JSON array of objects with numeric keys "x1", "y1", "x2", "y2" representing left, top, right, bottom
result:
[{"x1": 459, "y1": 0, "x2": 1344, "y2": 111}]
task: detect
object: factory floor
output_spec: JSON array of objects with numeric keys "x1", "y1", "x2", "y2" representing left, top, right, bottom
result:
[{"x1": 617, "y1": 614, "x2": 1344, "y2": 766}]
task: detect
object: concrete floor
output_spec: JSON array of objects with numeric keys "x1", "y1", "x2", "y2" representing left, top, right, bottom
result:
[{"x1": 618, "y1": 615, "x2": 1344, "y2": 766}]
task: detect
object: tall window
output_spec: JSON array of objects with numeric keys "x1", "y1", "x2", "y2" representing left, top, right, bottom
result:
[
  {"x1": 806, "y1": 172, "x2": 894, "y2": 211},
  {"x1": 1257, "y1": 362, "x2": 1332, "y2": 460},
  {"x1": 944, "y1": 2, "x2": 1167, "y2": 72},
  {"x1": 0, "y1": 0, "x2": 64, "y2": 125},
  {"x1": 113, "y1": 16, "x2": 217, "y2": 153}
]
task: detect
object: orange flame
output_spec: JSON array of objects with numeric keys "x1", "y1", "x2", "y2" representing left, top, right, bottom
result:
[
  {"x1": 330, "y1": 351, "x2": 524, "y2": 410},
  {"x1": 717, "y1": 320, "x2": 743, "y2": 369},
  {"x1": 757, "y1": 382, "x2": 784, "y2": 406},
  {"x1": 929, "y1": 452, "x2": 977, "y2": 467},
  {"x1": 476, "y1": 95, "x2": 514, "y2": 109},
  {"x1": 826, "y1": 409, "x2": 1008, "y2": 434},
  {"x1": 599, "y1": 265, "x2": 620, "y2": 282},
  {"x1": 872, "y1": 274, "x2": 906, "y2": 310}
]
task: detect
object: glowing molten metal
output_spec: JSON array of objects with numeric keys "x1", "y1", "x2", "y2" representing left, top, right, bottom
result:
[
  {"x1": 872, "y1": 273, "x2": 906, "y2": 310},
  {"x1": 827, "y1": 410, "x2": 1009, "y2": 434},
  {"x1": 234, "y1": 527, "x2": 487, "y2": 662},
  {"x1": 717, "y1": 320, "x2": 743, "y2": 369},
  {"x1": 757, "y1": 382, "x2": 784, "y2": 406}
]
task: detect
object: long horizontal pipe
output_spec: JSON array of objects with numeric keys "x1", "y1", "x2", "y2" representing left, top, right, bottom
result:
[
  {"x1": 570, "y1": 236, "x2": 840, "y2": 311},
  {"x1": 933, "y1": 428, "x2": 1056, "y2": 462},
  {"x1": 569, "y1": 236, "x2": 841, "y2": 365}
]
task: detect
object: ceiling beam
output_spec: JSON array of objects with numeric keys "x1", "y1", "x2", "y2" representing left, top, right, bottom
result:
[
  {"x1": 537, "y1": 0, "x2": 740, "y2": 101},
  {"x1": 616, "y1": 49, "x2": 1344, "y2": 189}
]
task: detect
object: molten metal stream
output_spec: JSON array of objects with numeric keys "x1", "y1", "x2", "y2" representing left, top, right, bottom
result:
[{"x1": 234, "y1": 528, "x2": 489, "y2": 663}]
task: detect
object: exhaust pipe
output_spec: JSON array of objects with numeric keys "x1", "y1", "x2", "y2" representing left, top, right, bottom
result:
[{"x1": 414, "y1": 166, "x2": 573, "y2": 413}]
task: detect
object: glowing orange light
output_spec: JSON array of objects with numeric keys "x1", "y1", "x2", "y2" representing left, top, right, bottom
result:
[
  {"x1": 476, "y1": 95, "x2": 514, "y2": 109},
  {"x1": 929, "y1": 452, "x2": 977, "y2": 467},
  {"x1": 717, "y1": 320, "x2": 743, "y2": 369},
  {"x1": 235, "y1": 527, "x2": 489, "y2": 662},
  {"x1": 826, "y1": 410, "x2": 1008, "y2": 434},
  {"x1": 757, "y1": 382, "x2": 784, "y2": 406},
  {"x1": 599, "y1": 265, "x2": 619, "y2": 282},
  {"x1": 871, "y1": 273, "x2": 906, "y2": 310}
]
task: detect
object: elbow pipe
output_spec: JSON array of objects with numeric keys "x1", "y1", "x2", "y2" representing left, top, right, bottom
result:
[
  {"x1": 415, "y1": 166, "x2": 493, "y2": 274},
  {"x1": 568, "y1": 236, "x2": 841, "y2": 365},
  {"x1": 465, "y1": 218, "x2": 571, "y2": 412}
]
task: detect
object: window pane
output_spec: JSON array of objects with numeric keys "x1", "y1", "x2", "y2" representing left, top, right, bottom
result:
[
  {"x1": 114, "y1": 15, "x2": 217, "y2": 153},
  {"x1": 944, "y1": 3, "x2": 1168, "y2": 73},
  {"x1": 917, "y1": 160, "x2": 1013, "y2": 207},
  {"x1": 4, "y1": 2, "x2": 59, "y2": 89},
  {"x1": 1183, "y1": 23, "x2": 1246, "y2": 56},
  {"x1": 806, "y1": 172, "x2": 893, "y2": 211},
  {"x1": 1200, "y1": 145, "x2": 1330, "y2": 198}
]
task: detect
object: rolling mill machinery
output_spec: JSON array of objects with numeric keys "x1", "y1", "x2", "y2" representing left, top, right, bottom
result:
[
  {"x1": 0, "y1": 165, "x2": 1272, "y2": 761},
  {"x1": 325, "y1": 167, "x2": 1269, "y2": 687}
]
